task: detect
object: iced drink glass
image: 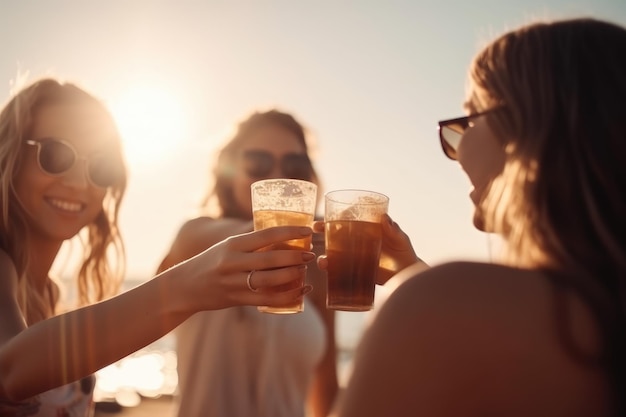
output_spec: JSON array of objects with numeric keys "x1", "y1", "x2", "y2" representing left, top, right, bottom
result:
[
  {"x1": 324, "y1": 189, "x2": 389, "y2": 311},
  {"x1": 251, "y1": 178, "x2": 318, "y2": 314}
]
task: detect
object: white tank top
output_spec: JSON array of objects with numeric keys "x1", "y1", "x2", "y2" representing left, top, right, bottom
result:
[{"x1": 174, "y1": 301, "x2": 326, "y2": 417}]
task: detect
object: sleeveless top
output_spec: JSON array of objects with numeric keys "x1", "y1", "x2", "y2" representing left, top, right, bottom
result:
[
  {"x1": 0, "y1": 375, "x2": 95, "y2": 417},
  {"x1": 174, "y1": 301, "x2": 326, "y2": 417}
]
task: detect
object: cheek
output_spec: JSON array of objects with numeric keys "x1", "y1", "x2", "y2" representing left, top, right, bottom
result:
[
  {"x1": 459, "y1": 134, "x2": 505, "y2": 191},
  {"x1": 466, "y1": 157, "x2": 502, "y2": 192},
  {"x1": 472, "y1": 206, "x2": 488, "y2": 232},
  {"x1": 90, "y1": 188, "x2": 107, "y2": 207},
  {"x1": 14, "y1": 162, "x2": 51, "y2": 201}
]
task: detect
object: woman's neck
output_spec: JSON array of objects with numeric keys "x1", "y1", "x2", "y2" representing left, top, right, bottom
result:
[{"x1": 26, "y1": 236, "x2": 64, "y2": 293}]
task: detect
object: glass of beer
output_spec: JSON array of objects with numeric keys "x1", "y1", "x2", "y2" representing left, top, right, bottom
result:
[
  {"x1": 324, "y1": 189, "x2": 389, "y2": 311},
  {"x1": 251, "y1": 178, "x2": 318, "y2": 314}
]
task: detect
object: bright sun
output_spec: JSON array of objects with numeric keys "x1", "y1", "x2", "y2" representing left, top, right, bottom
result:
[{"x1": 110, "y1": 85, "x2": 188, "y2": 168}]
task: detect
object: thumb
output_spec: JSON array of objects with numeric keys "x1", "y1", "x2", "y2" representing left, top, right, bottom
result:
[{"x1": 316, "y1": 254, "x2": 328, "y2": 272}]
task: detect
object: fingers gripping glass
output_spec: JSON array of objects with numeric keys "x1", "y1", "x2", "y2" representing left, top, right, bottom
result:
[
  {"x1": 25, "y1": 138, "x2": 122, "y2": 188},
  {"x1": 243, "y1": 150, "x2": 312, "y2": 180},
  {"x1": 437, "y1": 109, "x2": 497, "y2": 160}
]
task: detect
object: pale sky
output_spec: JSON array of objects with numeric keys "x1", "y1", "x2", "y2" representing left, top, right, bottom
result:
[{"x1": 1, "y1": 0, "x2": 625, "y2": 278}]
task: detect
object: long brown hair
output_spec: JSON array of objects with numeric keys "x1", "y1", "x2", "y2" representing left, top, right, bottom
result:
[
  {"x1": 201, "y1": 109, "x2": 321, "y2": 218},
  {"x1": 0, "y1": 78, "x2": 127, "y2": 324}
]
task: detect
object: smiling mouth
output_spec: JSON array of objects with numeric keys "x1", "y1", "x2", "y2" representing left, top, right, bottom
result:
[{"x1": 47, "y1": 198, "x2": 85, "y2": 213}]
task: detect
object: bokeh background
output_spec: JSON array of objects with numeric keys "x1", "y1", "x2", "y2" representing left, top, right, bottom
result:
[{"x1": 2, "y1": 0, "x2": 625, "y2": 402}]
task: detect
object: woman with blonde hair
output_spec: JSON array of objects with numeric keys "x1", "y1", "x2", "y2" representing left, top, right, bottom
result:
[
  {"x1": 0, "y1": 79, "x2": 314, "y2": 416},
  {"x1": 329, "y1": 17, "x2": 626, "y2": 416}
]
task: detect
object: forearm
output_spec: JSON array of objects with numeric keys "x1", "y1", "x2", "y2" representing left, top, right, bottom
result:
[
  {"x1": 309, "y1": 359, "x2": 339, "y2": 417},
  {"x1": 308, "y1": 310, "x2": 339, "y2": 417},
  {"x1": 383, "y1": 259, "x2": 431, "y2": 293},
  {"x1": 0, "y1": 268, "x2": 190, "y2": 401},
  {"x1": 1, "y1": 223, "x2": 314, "y2": 401}
]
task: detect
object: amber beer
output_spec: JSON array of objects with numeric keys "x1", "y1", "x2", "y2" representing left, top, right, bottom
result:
[
  {"x1": 251, "y1": 179, "x2": 317, "y2": 314},
  {"x1": 254, "y1": 209, "x2": 313, "y2": 313},
  {"x1": 253, "y1": 209, "x2": 313, "y2": 251},
  {"x1": 325, "y1": 220, "x2": 382, "y2": 311},
  {"x1": 324, "y1": 189, "x2": 389, "y2": 311}
]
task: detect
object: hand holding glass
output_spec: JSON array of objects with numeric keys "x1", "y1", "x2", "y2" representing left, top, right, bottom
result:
[
  {"x1": 324, "y1": 189, "x2": 389, "y2": 311},
  {"x1": 251, "y1": 179, "x2": 318, "y2": 314}
]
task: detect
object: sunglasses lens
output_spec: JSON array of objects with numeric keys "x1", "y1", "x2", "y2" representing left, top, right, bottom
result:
[
  {"x1": 39, "y1": 140, "x2": 76, "y2": 174},
  {"x1": 282, "y1": 154, "x2": 312, "y2": 180},
  {"x1": 242, "y1": 150, "x2": 312, "y2": 180},
  {"x1": 88, "y1": 154, "x2": 121, "y2": 188},
  {"x1": 440, "y1": 123, "x2": 465, "y2": 160},
  {"x1": 243, "y1": 151, "x2": 273, "y2": 178}
]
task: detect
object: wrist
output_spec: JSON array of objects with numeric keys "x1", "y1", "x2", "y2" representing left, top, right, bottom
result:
[
  {"x1": 154, "y1": 263, "x2": 196, "y2": 322},
  {"x1": 384, "y1": 260, "x2": 430, "y2": 293}
]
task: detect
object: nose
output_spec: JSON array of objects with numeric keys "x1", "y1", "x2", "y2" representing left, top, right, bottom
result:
[
  {"x1": 60, "y1": 158, "x2": 90, "y2": 189},
  {"x1": 265, "y1": 165, "x2": 284, "y2": 179}
]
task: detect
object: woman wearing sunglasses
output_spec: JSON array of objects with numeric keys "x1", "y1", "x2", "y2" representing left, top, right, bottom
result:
[
  {"x1": 329, "y1": 18, "x2": 626, "y2": 416},
  {"x1": 0, "y1": 79, "x2": 315, "y2": 415},
  {"x1": 156, "y1": 109, "x2": 338, "y2": 417}
]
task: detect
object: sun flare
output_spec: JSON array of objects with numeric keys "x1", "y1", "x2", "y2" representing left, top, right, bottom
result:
[{"x1": 110, "y1": 85, "x2": 188, "y2": 168}]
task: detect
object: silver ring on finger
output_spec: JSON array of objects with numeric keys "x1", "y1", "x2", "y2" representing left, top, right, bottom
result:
[{"x1": 246, "y1": 270, "x2": 258, "y2": 292}]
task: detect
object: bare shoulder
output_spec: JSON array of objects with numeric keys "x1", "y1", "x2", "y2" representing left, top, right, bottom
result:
[
  {"x1": 157, "y1": 217, "x2": 253, "y2": 273},
  {"x1": 371, "y1": 261, "x2": 539, "y2": 345},
  {"x1": 384, "y1": 261, "x2": 544, "y2": 316},
  {"x1": 174, "y1": 216, "x2": 253, "y2": 255},
  {"x1": 175, "y1": 217, "x2": 252, "y2": 243},
  {"x1": 373, "y1": 261, "x2": 569, "y2": 354},
  {"x1": 336, "y1": 262, "x2": 611, "y2": 416}
]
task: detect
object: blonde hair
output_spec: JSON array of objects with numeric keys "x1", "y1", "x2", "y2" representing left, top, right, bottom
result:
[{"x1": 0, "y1": 78, "x2": 127, "y2": 324}]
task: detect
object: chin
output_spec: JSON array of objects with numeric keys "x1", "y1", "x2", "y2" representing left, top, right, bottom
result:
[
  {"x1": 473, "y1": 216, "x2": 486, "y2": 232},
  {"x1": 472, "y1": 208, "x2": 489, "y2": 233}
]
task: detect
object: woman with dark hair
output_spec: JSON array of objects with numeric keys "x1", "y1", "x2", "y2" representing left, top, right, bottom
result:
[
  {"x1": 328, "y1": 17, "x2": 626, "y2": 416},
  {"x1": 158, "y1": 109, "x2": 338, "y2": 417}
]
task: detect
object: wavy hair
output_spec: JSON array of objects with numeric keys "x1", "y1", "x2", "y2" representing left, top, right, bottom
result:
[
  {"x1": 468, "y1": 18, "x2": 626, "y2": 408},
  {"x1": 201, "y1": 109, "x2": 321, "y2": 219},
  {"x1": 0, "y1": 78, "x2": 127, "y2": 324}
]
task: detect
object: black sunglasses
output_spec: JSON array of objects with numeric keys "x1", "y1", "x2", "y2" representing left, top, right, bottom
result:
[
  {"x1": 242, "y1": 150, "x2": 312, "y2": 180},
  {"x1": 25, "y1": 138, "x2": 123, "y2": 188},
  {"x1": 437, "y1": 108, "x2": 499, "y2": 160}
]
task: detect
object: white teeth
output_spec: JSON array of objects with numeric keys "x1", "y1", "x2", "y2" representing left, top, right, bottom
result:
[{"x1": 48, "y1": 198, "x2": 83, "y2": 212}]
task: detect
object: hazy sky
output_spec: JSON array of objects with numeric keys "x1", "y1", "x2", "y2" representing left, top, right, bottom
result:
[{"x1": 1, "y1": 0, "x2": 625, "y2": 278}]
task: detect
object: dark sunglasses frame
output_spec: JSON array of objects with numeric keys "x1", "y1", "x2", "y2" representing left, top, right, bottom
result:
[
  {"x1": 437, "y1": 108, "x2": 500, "y2": 160},
  {"x1": 242, "y1": 150, "x2": 312, "y2": 180},
  {"x1": 25, "y1": 138, "x2": 121, "y2": 188}
]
